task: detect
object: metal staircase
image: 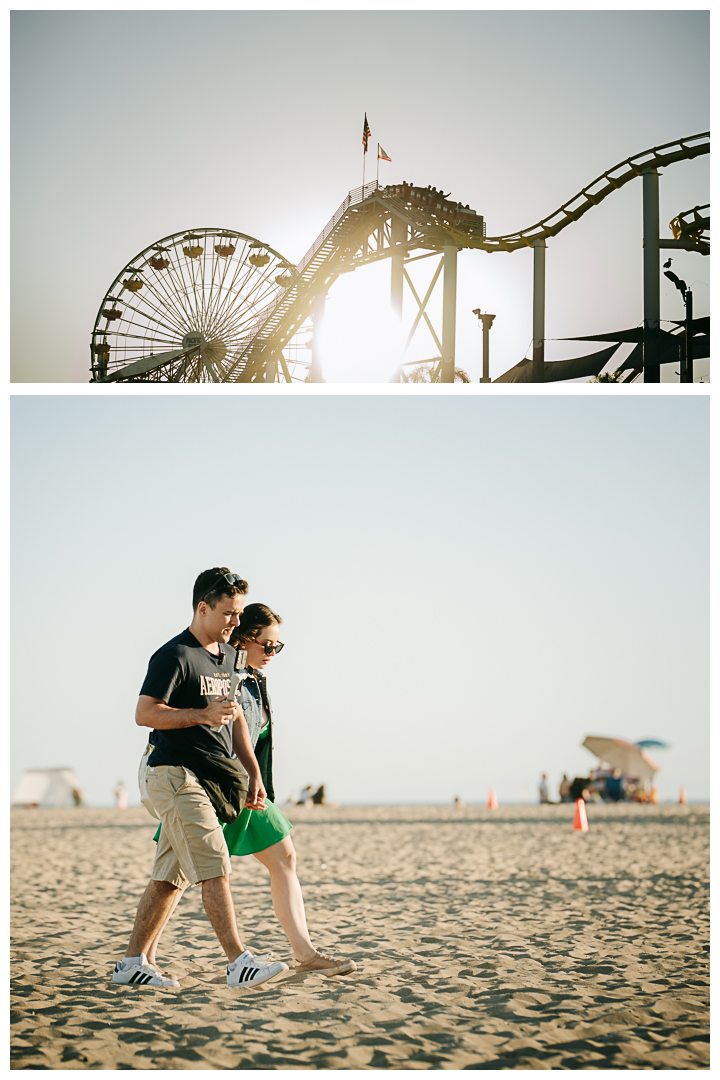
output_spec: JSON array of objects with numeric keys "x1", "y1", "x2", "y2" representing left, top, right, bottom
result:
[
  {"x1": 222, "y1": 181, "x2": 488, "y2": 381},
  {"x1": 223, "y1": 184, "x2": 389, "y2": 381}
]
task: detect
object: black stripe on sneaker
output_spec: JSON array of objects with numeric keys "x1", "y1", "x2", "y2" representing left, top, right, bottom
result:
[
  {"x1": 129, "y1": 970, "x2": 142, "y2": 983},
  {"x1": 242, "y1": 966, "x2": 256, "y2": 983}
]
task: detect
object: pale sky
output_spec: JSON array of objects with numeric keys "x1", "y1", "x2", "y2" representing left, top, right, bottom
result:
[
  {"x1": 11, "y1": 394, "x2": 709, "y2": 806},
  {"x1": 11, "y1": 9, "x2": 710, "y2": 383}
]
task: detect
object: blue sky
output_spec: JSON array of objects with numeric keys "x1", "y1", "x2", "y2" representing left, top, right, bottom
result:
[
  {"x1": 11, "y1": 393, "x2": 709, "y2": 805},
  {"x1": 11, "y1": 9, "x2": 709, "y2": 383}
]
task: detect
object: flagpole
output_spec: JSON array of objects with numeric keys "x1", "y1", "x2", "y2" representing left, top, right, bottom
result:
[
  {"x1": 362, "y1": 114, "x2": 366, "y2": 194},
  {"x1": 361, "y1": 114, "x2": 371, "y2": 197},
  {"x1": 376, "y1": 144, "x2": 379, "y2": 187}
]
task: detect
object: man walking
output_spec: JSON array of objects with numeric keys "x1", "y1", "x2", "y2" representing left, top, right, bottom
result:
[{"x1": 113, "y1": 567, "x2": 288, "y2": 989}]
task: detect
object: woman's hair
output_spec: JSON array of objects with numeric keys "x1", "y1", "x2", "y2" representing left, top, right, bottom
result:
[{"x1": 230, "y1": 603, "x2": 282, "y2": 648}]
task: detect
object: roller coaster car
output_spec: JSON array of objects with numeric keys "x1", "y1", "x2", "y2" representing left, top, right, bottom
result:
[{"x1": 386, "y1": 182, "x2": 484, "y2": 232}]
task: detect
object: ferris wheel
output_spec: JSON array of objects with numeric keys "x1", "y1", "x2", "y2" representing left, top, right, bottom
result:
[{"x1": 90, "y1": 228, "x2": 302, "y2": 381}]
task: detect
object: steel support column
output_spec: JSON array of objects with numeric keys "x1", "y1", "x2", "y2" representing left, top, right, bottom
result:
[
  {"x1": 390, "y1": 215, "x2": 407, "y2": 319},
  {"x1": 309, "y1": 290, "x2": 326, "y2": 383},
  {"x1": 264, "y1": 353, "x2": 278, "y2": 383},
  {"x1": 532, "y1": 239, "x2": 546, "y2": 383},
  {"x1": 441, "y1": 243, "x2": 457, "y2": 383},
  {"x1": 642, "y1": 168, "x2": 661, "y2": 383}
]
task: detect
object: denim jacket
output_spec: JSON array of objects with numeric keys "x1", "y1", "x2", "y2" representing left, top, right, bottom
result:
[{"x1": 239, "y1": 670, "x2": 275, "y2": 802}]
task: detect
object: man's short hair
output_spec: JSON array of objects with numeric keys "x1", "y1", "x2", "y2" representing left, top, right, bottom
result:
[{"x1": 193, "y1": 567, "x2": 248, "y2": 610}]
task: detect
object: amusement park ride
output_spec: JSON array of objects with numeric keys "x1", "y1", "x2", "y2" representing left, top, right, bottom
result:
[{"x1": 90, "y1": 132, "x2": 709, "y2": 384}]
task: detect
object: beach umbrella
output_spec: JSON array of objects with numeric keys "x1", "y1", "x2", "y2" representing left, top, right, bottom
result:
[
  {"x1": 634, "y1": 739, "x2": 671, "y2": 750},
  {"x1": 582, "y1": 736, "x2": 659, "y2": 780}
]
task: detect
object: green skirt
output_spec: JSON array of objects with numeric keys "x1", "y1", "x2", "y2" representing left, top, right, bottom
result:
[
  {"x1": 152, "y1": 799, "x2": 292, "y2": 857},
  {"x1": 223, "y1": 800, "x2": 292, "y2": 856}
]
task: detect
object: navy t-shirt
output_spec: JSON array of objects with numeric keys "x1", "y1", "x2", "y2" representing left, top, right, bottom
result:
[{"x1": 140, "y1": 628, "x2": 237, "y2": 766}]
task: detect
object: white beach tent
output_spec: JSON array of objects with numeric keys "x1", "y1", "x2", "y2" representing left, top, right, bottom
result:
[{"x1": 11, "y1": 768, "x2": 84, "y2": 807}]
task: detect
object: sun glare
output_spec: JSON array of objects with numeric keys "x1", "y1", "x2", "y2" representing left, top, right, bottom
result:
[{"x1": 319, "y1": 265, "x2": 404, "y2": 383}]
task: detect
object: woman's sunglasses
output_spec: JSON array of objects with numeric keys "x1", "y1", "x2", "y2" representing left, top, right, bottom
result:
[{"x1": 255, "y1": 641, "x2": 285, "y2": 656}]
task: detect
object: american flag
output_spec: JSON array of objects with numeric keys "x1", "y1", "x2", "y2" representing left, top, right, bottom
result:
[{"x1": 362, "y1": 114, "x2": 371, "y2": 153}]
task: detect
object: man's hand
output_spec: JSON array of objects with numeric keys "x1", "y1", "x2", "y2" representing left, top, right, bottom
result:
[
  {"x1": 245, "y1": 770, "x2": 267, "y2": 811},
  {"x1": 136, "y1": 696, "x2": 240, "y2": 731},
  {"x1": 196, "y1": 698, "x2": 236, "y2": 727}
]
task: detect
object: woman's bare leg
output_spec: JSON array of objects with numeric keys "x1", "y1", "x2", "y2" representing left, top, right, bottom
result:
[{"x1": 252, "y1": 837, "x2": 316, "y2": 962}]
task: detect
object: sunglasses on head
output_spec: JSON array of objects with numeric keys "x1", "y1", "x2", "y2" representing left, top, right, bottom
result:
[{"x1": 202, "y1": 571, "x2": 243, "y2": 601}]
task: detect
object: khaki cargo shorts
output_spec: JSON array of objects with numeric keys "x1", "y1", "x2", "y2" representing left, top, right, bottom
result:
[{"x1": 138, "y1": 745, "x2": 231, "y2": 888}]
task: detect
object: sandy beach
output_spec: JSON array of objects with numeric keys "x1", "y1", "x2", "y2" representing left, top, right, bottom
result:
[{"x1": 10, "y1": 802, "x2": 709, "y2": 1070}]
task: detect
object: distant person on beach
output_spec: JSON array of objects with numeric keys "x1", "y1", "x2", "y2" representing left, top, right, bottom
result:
[
  {"x1": 604, "y1": 768, "x2": 626, "y2": 802},
  {"x1": 112, "y1": 568, "x2": 288, "y2": 990},
  {"x1": 298, "y1": 785, "x2": 313, "y2": 805},
  {"x1": 570, "y1": 776, "x2": 591, "y2": 801},
  {"x1": 311, "y1": 784, "x2": 326, "y2": 806},
  {"x1": 149, "y1": 604, "x2": 356, "y2": 979},
  {"x1": 558, "y1": 774, "x2": 572, "y2": 802},
  {"x1": 539, "y1": 773, "x2": 552, "y2": 804},
  {"x1": 114, "y1": 781, "x2": 128, "y2": 810}
]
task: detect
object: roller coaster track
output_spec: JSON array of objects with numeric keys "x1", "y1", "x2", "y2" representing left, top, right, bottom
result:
[
  {"x1": 467, "y1": 130, "x2": 709, "y2": 253},
  {"x1": 222, "y1": 131, "x2": 708, "y2": 381}
]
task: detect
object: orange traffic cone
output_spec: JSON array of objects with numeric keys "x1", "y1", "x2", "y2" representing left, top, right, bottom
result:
[
  {"x1": 573, "y1": 797, "x2": 588, "y2": 832},
  {"x1": 487, "y1": 788, "x2": 499, "y2": 809},
  {"x1": 679, "y1": 786, "x2": 686, "y2": 805}
]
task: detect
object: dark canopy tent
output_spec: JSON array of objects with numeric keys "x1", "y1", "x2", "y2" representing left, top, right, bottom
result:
[
  {"x1": 493, "y1": 344, "x2": 619, "y2": 384},
  {"x1": 558, "y1": 323, "x2": 710, "y2": 364}
]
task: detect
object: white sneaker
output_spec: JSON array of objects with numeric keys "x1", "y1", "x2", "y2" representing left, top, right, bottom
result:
[
  {"x1": 112, "y1": 952, "x2": 180, "y2": 987},
  {"x1": 227, "y1": 949, "x2": 288, "y2": 987}
]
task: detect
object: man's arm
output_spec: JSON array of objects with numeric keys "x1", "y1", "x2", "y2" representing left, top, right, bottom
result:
[
  {"x1": 136, "y1": 695, "x2": 235, "y2": 730},
  {"x1": 231, "y1": 711, "x2": 267, "y2": 810}
]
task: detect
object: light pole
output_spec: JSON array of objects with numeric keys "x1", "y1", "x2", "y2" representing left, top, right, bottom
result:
[
  {"x1": 472, "y1": 309, "x2": 496, "y2": 382},
  {"x1": 682, "y1": 290, "x2": 694, "y2": 384},
  {"x1": 663, "y1": 263, "x2": 694, "y2": 384}
]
